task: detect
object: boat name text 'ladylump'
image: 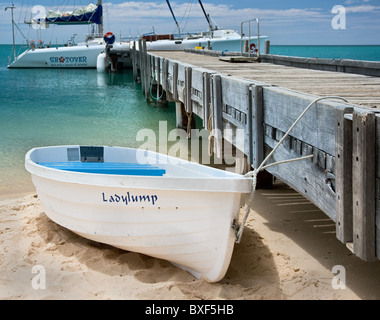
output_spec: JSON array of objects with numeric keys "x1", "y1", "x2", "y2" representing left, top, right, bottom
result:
[{"x1": 102, "y1": 192, "x2": 159, "y2": 206}]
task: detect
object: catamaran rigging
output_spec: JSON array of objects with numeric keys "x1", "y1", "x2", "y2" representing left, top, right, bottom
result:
[
  {"x1": 5, "y1": 2, "x2": 16, "y2": 62},
  {"x1": 197, "y1": 0, "x2": 218, "y2": 32},
  {"x1": 166, "y1": 0, "x2": 181, "y2": 34},
  {"x1": 143, "y1": 0, "x2": 267, "y2": 52}
]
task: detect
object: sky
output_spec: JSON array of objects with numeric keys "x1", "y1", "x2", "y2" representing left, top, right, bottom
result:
[{"x1": 0, "y1": 0, "x2": 379, "y2": 45}]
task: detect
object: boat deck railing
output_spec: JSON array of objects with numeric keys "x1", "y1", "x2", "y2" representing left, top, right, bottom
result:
[{"x1": 240, "y1": 18, "x2": 260, "y2": 57}]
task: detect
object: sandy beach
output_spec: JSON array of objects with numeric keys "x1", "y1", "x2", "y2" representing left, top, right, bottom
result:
[{"x1": 1, "y1": 180, "x2": 379, "y2": 300}]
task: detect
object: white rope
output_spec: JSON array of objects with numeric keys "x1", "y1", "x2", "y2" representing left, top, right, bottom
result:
[
  {"x1": 261, "y1": 154, "x2": 314, "y2": 171},
  {"x1": 233, "y1": 96, "x2": 349, "y2": 244}
]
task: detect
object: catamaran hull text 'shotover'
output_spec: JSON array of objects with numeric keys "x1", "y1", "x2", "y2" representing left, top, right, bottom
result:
[
  {"x1": 9, "y1": 44, "x2": 104, "y2": 68},
  {"x1": 25, "y1": 146, "x2": 252, "y2": 282}
]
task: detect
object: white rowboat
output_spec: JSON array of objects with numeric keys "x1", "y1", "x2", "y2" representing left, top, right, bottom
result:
[{"x1": 25, "y1": 145, "x2": 252, "y2": 282}]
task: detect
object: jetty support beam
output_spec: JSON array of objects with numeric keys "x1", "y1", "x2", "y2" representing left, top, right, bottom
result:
[{"x1": 352, "y1": 111, "x2": 376, "y2": 261}]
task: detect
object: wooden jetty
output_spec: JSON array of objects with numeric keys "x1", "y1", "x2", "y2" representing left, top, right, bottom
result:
[{"x1": 130, "y1": 41, "x2": 380, "y2": 262}]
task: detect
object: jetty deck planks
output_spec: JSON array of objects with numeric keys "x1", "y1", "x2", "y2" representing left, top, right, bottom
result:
[{"x1": 149, "y1": 51, "x2": 380, "y2": 110}]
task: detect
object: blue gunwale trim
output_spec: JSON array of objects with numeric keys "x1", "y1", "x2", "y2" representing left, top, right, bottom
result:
[{"x1": 38, "y1": 162, "x2": 166, "y2": 177}]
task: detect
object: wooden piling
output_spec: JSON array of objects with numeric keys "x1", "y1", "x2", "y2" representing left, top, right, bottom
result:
[
  {"x1": 172, "y1": 63, "x2": 178, "y2": 101},
  {"x1": 335, "y1": 109, "x2": 354, "y2": 244},
  {"x1": 211, "y1": 74, "x2": 223, "y2": 159},
  {"x1": 252, "y1": 85, "x2": 273, "y2": 188},
  {"x1": 145, "y1": 44, "x2": 152, "y2": 101},
  {"x1": 175, "y1": 102, "x2": 184, "y2": 128},
  {"x1": 131, "y1": 42, "x2": 138, "y2": 81},
  {"x1": 252, "y1": 85, "x2": 264, "y2": 169},
  {"x1": 185, "y1": 67, "x2": 192, "y2": 114},
  {"x1": 352, "y1": 111, "x2": 376, "y2": 261},
  {"x1": 264, "y1": 40, "x2": 270, "y2": 55}
]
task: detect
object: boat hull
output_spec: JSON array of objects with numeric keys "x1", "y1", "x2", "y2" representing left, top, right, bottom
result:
[
  {"x1": 8, "y1": 44, "x2": 105, "y2": 68},
  {"x1": 25, "y1": 146, "x2": 252, "y2": 282},
  {"x1": 146, "y1": 36, "x2": 267, "y2": 52}
]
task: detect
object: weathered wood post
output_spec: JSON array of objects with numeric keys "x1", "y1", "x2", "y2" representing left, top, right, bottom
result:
[
  {"x1": 264, "y1": 40, "x2": 270, "y2": 55},
  {"x1": 155, "y1": 56, "x2": 160, "y2": 101},
  {"x1": 175, "y1": 102, "x2": 184, "y2": 128},
  {"x1": 244, "y1": 40, "x2": 249, "y2": 53},
  {"x1": 172, "y1": 62, "x2": 178, "y2": 102},
  {"x1": 202, "y1": 72, "x2": 212, "y2": 129},
  {"x1": 138, "y1": 39, "x2": 145, "y2": 93},
  {"x1": 335, "y1": 108, "x2": 354, "y2": 244},
  {"x1": 377, "y1": 114, "x2": 380, "y2": 260},
  {"x1": 184, "y1": 66, "x2": 196, "y2": 134},
  {"x1": 171, "y1": 62, "x2": 185, "y2": 128},
  {"x1": 352, "y1": 111, "x2": 376, "y2": 261},
  {"x1": 211, "y1": 74, "x2": 223, "y2": 160},
  {"x1": 252, "y1": 85, "x2": 273, "y2": 188},
  {"x1": 144, "y1": 45, "x2": 152, "y2": 101},
  {"x1": 131, "y1": 41, "x2": 137, "y2": 81}
]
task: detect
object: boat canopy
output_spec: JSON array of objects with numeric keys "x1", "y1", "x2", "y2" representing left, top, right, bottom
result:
[{"x1": 28, "y1": 3, "x2": 102, "y2": 25}]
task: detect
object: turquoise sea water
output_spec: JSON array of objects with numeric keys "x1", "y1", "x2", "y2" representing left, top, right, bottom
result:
[
  {"x1": 0, "y1": 45, "x2": 176, "y2": 194},
  {"x1": 269, "y1": 45, "x2": 380, "y2": 62},
  {"x1": 222, "y1": 41, "x2": 380, "y2": 61}
]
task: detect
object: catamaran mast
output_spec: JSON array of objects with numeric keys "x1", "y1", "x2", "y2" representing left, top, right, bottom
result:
[
  {"x1": 197, "y1": 0, "x2": 214, "y2": 32},
  {"x1": 98, "y1": 0, "x2": 103, "y2": 35},
  {"x1": 5, "y1": 2, "x2": 16, "y2": 61},
  {"x1": 166, "y1": 0, "x2": 181, "y2": 34}
]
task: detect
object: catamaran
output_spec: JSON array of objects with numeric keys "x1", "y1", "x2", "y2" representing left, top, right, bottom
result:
[
  {"x1": 142, "y1": 0, "x2": 266, "y2": 52},
  {"x1": 6, "y1": 1, "x2": 128, "y2": 68}
]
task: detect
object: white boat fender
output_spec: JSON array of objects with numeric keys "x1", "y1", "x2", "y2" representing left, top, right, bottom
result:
[{"x1": 96, "y1": 52, "x2": 106, "y2": 72}]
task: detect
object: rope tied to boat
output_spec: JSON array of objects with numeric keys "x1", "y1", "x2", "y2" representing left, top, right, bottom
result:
[{"x1": 233, "y1": 96, "x2": 349, "y2": 244}]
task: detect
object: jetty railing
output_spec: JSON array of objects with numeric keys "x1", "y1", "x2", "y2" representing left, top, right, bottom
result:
[
  {"x1": 240, "y1": 18, "x2": 260, "y2": 58},
  {"x1": 131, "y1": 40, "x2": 380, "y2": 262}
]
